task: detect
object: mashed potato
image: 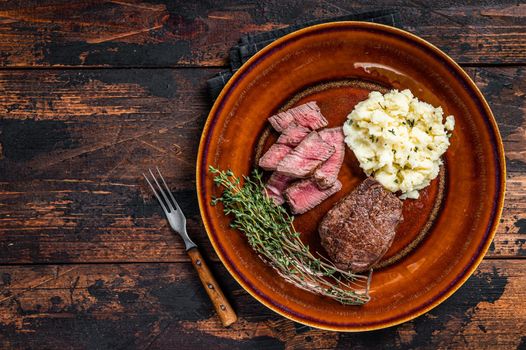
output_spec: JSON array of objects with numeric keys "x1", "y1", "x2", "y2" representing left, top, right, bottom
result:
[{"x1": 343, "y1": 89, "x2": 455, "y2": 199}]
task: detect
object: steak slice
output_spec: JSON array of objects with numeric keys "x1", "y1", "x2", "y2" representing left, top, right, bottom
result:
[
  {"x1": 276, "y1": 125, "x2": 310, "y2": 147},
  {"x1": 268, "y1": 102, "x2": 328, "y2": 132},
  {"x1": 314, "y1": 127, "x2": 345, "y2": 189},
  {"x1": 285, "y1": 179, "x2": 342, "y2": 215},
  {"x1": 276, "y1": 131, "x2": 335, "y2": 178},
  {"x1": 318, "y1": 178, "x2": 403, "y2": 272},
  {"x1": 264, "y1": 172, "x2": 294, "y2": 206},
  {"x1": 258, "y1": 144, "x2": 292, "y2": 171}
]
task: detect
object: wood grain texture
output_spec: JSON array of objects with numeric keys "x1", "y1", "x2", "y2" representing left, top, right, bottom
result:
[
  {"x1": 0, "y1": 1, "x2": 524, "y2": 346},
  {"x1": 0, "y1": 68, "x2": 217, "y2": 263},
  {"x1": 0, "y1": 0, "x2": 523, "y2": 67},
  {"x1": 0, "y1": 67, "x2": 524, "y2": 264},
  {"x1": 469, "y1": 66, "x2": 526, "y2": 259},
  {"x1": 187, "y1": 247, "x2": 237, "y2": 327},
  {"x1": 0, "y1": 260, "x2": 523, "y2": 349}
]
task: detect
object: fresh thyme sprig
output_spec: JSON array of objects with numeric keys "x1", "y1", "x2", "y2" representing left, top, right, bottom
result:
[{"x1": 209, "y1": 166, "x2": 371, "y2": 305}]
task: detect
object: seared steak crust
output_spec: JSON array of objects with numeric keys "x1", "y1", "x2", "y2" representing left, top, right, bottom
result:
[{"x1": 318, "y1": 178, "x2": 403, "y2": 272}]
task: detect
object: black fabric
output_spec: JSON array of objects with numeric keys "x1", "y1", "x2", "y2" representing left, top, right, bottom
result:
[{"x1": 207, "y1": 10, "x2": 402, "y2": 100}]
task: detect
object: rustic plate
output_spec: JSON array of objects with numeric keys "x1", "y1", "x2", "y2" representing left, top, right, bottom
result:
[{"x1": 196, "y1": 22, "x2": 505, "y2": 331}]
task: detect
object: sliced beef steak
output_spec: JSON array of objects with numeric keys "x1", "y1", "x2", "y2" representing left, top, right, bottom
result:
[
  {"x1": 314, "y1": 127, "x2": 345, "y2": 189},
  {"x1": 276, "y1": 125, "x2": 310, "y2": 147},
  {"x1": 258, "y1": 144, "x2": 292, "y2": 171},
  {"x1": 264, "y1": 172, "x2": 294, "y2": 206},
  {"x1": 318, "y1": 178, "x2": 403, "y2": 272},
  {"x1": 285, "y1": 179, "x2": 342, "y2": 215},
  {"x1": 268, "y1": 102, "x2": 328, "y2": 132},
  {"x1": 276, "y1": 131, "x2": 334, "y2": 178}
]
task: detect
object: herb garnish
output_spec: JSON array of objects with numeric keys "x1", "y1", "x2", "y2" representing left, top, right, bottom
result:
[{"x1": 209, "y1": 166, "x2": 371, "y2": 305}]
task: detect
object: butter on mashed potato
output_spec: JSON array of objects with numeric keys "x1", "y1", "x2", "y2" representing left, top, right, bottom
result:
[{"x1": 343, "y1": 89, "x2": 455, "y2": 199}]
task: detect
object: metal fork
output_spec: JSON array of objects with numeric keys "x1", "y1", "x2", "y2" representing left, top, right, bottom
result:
[{"x1": 144, "y1": 167, "x2": 237, "y2": 327}]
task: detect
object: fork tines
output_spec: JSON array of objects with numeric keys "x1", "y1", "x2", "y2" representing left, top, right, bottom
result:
[{"x1": 143, "y1": 167, "x2": 181, "y2": 215}]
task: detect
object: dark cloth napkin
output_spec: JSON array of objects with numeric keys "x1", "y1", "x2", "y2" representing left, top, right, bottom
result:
[{"x1": 207, "y1": 10, "x2": 402, "y2": 100}]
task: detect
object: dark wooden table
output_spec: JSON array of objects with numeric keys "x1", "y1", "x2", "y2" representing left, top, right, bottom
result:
[{"x1": 0, "y1": 1, "x2": 524, "y2": 349}]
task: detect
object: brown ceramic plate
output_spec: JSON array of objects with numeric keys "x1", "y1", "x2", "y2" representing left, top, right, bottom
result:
[{"x1": 196, "y1": 22, "x2": 505, "y2": 331}]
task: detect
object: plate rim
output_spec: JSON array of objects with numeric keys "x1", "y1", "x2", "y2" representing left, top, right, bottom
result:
[{"x1": 196, "y1": 21, "x2": 506, "y2": 331}]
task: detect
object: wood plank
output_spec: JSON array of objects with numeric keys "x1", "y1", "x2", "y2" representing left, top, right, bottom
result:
[
  {"x1": 0, "y1": 260, "x2": 524, "y2": 349},
  {"x1": 0, "y1": 68, "x2": 215, "y2": 263},
  {"x1": 0, "y1": 67, "x2": 524, "y2": 264},
  {"x1": 470, "y1": 67, "x2": 526, "y2": 259},
  {"x1": 0, "y1": 0, "x2": 523, "y2": 67}
]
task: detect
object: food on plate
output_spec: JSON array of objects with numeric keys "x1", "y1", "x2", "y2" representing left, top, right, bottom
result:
[
  {"x1": 277, "y1": 131, "x2": 335, "y2": 178},
  {"x1": 260, "y1": 103, "x2": 346, "y2": 213},
  {"x1": 314, "y1": 127, "x2": 345, "y2": 189},
  {"x1": 319, "y1": 178, "x2": 403, "y2": 272},
  {"x1": 264, "y1": 173, "x2": 294, "y2": 206},
  {"x1": 258, "y1": 143, "x2": 292, "y2": 171},
  {"x1": 210, "y1": 166, "x2": 371, "y2": 305},
  {"x1": 343, "y1": 89, "x2": 455, "y2": 199},
  {"x1": 285, "y1": 179, "x2": 342, "y2": 215},
  {"x1": 269, "y1": 101, "x2": 328, "y2": 132},
  {"x1": 276, "y1": 125, "x2": 311, "y2": 147}
]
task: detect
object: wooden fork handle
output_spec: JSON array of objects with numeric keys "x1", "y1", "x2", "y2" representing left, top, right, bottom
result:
[{"x1": 187, "y1": 247, "x2": 238, "y2": 327}]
